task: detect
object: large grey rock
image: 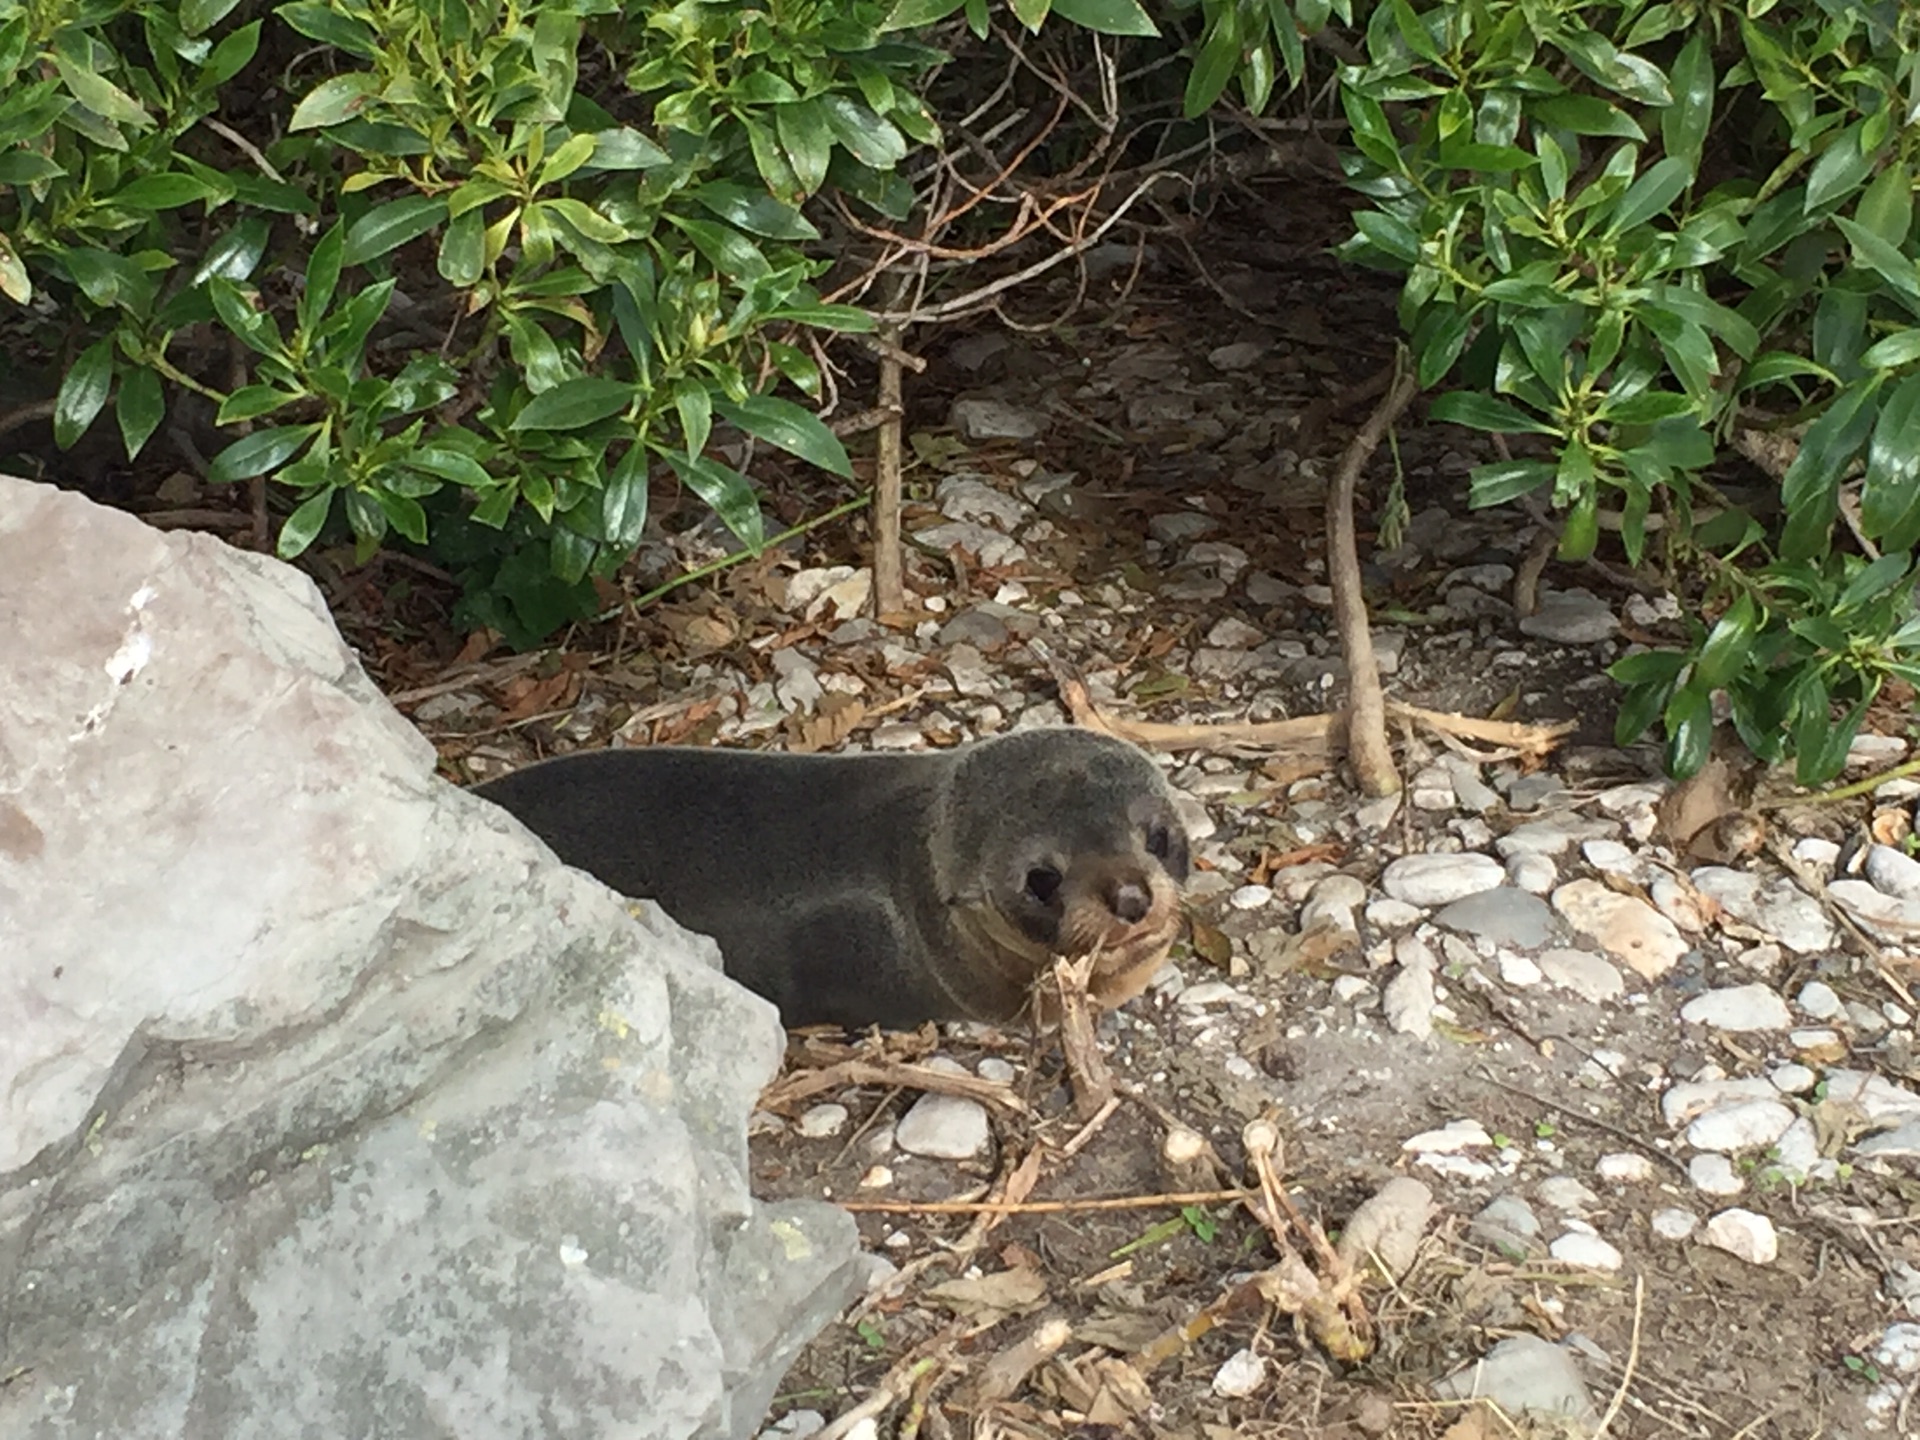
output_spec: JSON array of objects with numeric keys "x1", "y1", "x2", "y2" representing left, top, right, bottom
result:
[{"x1": 0, "y1": 477, "x2": 863, "y2": 1440}]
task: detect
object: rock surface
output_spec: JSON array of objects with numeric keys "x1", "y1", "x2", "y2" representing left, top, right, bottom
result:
[{"x1": 0, "y1": 478, "x2": 863, "y2": 1440}]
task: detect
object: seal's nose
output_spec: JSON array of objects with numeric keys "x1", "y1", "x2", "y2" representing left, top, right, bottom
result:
[{"x1": 1107, "y1": 879, "x2": 1151, "y2": 923}]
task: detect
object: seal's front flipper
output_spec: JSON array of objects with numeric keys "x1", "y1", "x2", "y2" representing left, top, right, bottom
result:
[{"x1": 770, "y1": 898, "x2": 936, "y2": 1031}]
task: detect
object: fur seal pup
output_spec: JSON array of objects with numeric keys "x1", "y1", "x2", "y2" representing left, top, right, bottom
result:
[{"x1": 473, "y1": 727, "x2": 1189, "y2": 1030}]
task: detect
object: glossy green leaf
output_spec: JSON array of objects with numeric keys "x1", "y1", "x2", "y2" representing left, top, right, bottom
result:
[
  {"x1": 714, "y1": 393, "x2": 852, "y2": 477},
  {"x1": 1660, "y1": 33, "x2": 1713, "y2": 169},
  {"x1": 665, "y1": 215, "x2": 771, "y2": 280},
  {"x1": 602, "y1": 444, "x2": 650, "y2": 550},
  {"x1": 438, "y1": 206, "x2": 485, "y2": 286},
  {"x1": 1613, "y1": 677, "x2": 1672, "y2": 747},
  {"x1": 1782, "y1": 381, "x2": 1879, "y2": 559},
  {"x1": 1663, "y1": 681, "x2": 1714, "y2": 778},
  {"x1": 218, "y1": 384, "x2": 300, "y2": 424},
  {"x1": 1530, "y1": 94, "x2": 1644, "y2": 140},
  {"x1": 1693, "y1": 593, "x2": 1759, "y2": 690},
  {"x1": 115, "y1": 365, "x2": 164, "y2": 459},
  {"x1": 54, "y1": 340, "x2": 114, "y2": 449},
  {"x1": 1609, "y1": 648, "x2": 1689, "y2": 686},
  {"x1": 374, "y1": 488, "x2": 428, "y2": 543},
  {"x1": 1864, "y1": 374, "x2": 1920, "y2": 545},
  {"x1": 776, "y1": 100, "x2": 833, "y2": 192},
  {"x1": 276, "y1": 489, "x2": 334, "y2": 558},
  {"x1": 667, "y1": 449, "x2": 765, "y2": 550},
  {"x1": 510, "y1": 377, "x2": 635, "y2": 431},
  {"x1": 1353, "y1": 209, "x2": 1420, "y2": 264},
  {"x1": 208, "y1": 424, "x2": 321, "y2": 484},
  {"x1": 343, "y1": 195, "x2": 449, "y2": 264},
  {"x1": 193, "y1": 216, "x2": 271, "y2": 285},
  {"x1": 1862, "y1": 330, "x2": 1920, "y2": 370},
  {"x1": 289, "y1": 72, "x2": 379, "y2": 130},
  {"x1": 301, "y1": 221, "x2": 345, "y2": 337},
  {"x1": 1430, "y1": 391, "x2": 1556, "y2": 435},
  {"x1": 1049, "y1": 0, "x2": 1158, "y2": 36},
  {"x1": 202, "y1": 19, "x2": 261, "y2": 85},
  {"x1": 690, "y1": 182, "x2": 818, "y2": 240},
  {"x1": 1183, "y1": 7, "x2": 1241, "y2": 117},
  {"x1": 587, "y1": 126, "x2": 670, "y2": 171},
  {"x1": 275, "y1": 1, "x2": 377, "y2": 55},
  {"x1": 1805, "y1": 123, "x2": 1873, "y2": 213},
  {"x1": 53, "y1": 54, "x2": 153, "y2": 129},
  {"x1": 1608, "y1": 156, "x2": 1691, "y2": 234},
  {"x1": 675, "y1": 378, "x2": 713, "y2": 459},
  {"x1": 819, "y1": 94, "x2": 907, "y2": 169},
  {"x1": 1467, "y1": 458, "x2": 1555, "y2": 506}
]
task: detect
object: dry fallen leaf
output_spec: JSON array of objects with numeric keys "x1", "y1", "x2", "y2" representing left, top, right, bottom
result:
[{"x1": 923, "y1": 1265, "x2": 1049, "y2": 1320}]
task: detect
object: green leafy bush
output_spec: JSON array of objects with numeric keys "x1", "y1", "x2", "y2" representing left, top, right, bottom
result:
[
  {"x1": 1329, "y1": 0, "x2": 1920, "y2": 780},
  {"x1": 2, "y1": 0, "x2": 944, "y2": 642}
]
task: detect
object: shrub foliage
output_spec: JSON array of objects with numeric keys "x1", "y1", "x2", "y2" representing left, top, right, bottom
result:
[{"x1": 4, "y1": 0, "x2": 1917, "y2": 776}]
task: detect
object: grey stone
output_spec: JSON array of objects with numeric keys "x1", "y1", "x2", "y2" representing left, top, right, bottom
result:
[
  {"x1": 1689, "y1": 1153, "x2": 1743, "y2": 1196},
  {"x1": 949, "y1": 396, "x2": 1046, "y2": 441},
  {"x1": 912, "y1": 520, "x2": 1027, "y2": 569},
  {"x1": 895, "y1": 1091, "x2": 991, "y2": 1159},
  {"x1": 1868, "y1": 845, "x2": 1920, "y2": 903},
  {"x1": 1652, "y1": 1207, "x2": 1699, "y2": 1240},
  {"x1": 0, "y1": 478, "x2": 863, "y2": 1440},
  {"x1": 1470, "y1": 1195, "x2": 1542, "y2": 1257},
  {"x1": 935, "y1": 473, "x2": 1032, "y2": 530},
  {"x1": 1381, "y1": 852, "x2": 1506, "y2": 906},
  {"x1": 1149, "y1": 511, "x2": 1217, "y2": 545},
  {"x1": 1433, "y1": 1335, "x2": 1598, "y2": 1425},
  {"x1": 1689, "y1": 867, "x2": 1836, "y2": 954},
  {"x1": 1679, "y1": 983, "x2": 1793, "y2": 1032},
  {"x1": 1518, "y1": 587, "x2": 1619, "y2": 644},
  {"x1": 1207, "y1": 341, "x2": 1266, "y2": 371},
  {"x1": 937, "y1": 607, "x2": 1011, "y2": 651},
  {"x1": 1538, "y1": 948, "x2": 1624, "y2": 1002},
  {"x1": 1686, "y1": 1099, "x2": 1796, "y2": 1153},
  {"x1": 1506, "y1": 852, "x2": 1557, "y2": 894},
  {"x1": 1433, "y1": 886, "x2": 1556, "y2": 949},
  {"x1": 1855, "y1": 1120, "x2": 1920, "y2": 1158}
]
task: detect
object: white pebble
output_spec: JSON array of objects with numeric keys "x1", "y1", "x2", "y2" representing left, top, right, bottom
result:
[
  {"x1": 1680, "y1": 984, "x2": 1793, "y2": 1032},
  {"x1": 1549, "y1": 1232, "x2": 1623, "y2": 1271},
  {"x1": 798, "y1": 1103, "x2": 850, "y2": 1139},
  {"x1": 895, "y1": 1093, "x2": 991, "y2": 1160},
  {"x1": 1229, "y1": 883, "x2": 1275, "y2": 910},
  {"x1": 1770, "y1": 1063, "x2": 1818, "y2": 1095},
  {"x1": 1403, "y1": 1119, "x2": 1492, "y2": 1154},
  {"x1": 1595, "y1": 1152, "x2": 1655, "y2": 1184},
  {"x1": 1688, "y1": 1153, "x2": 1743, "y2": 1196},
  {"x1": 1211, "y1": 1348, "x2": 1266, "y2": 1398},
  {"x1": 1703, "y1": 1208, "x2": 1779, "y2": 1264},
  {"x1": 1686, "y1": 1099, "x2": 1795, "y2": 1153},
  {"x1": 976, "y1": 1057, "x2": 1017, "y2": 1085},
  {"x1": 1651, "y1": 1207, "x2": 1699, "y2": 1241}
]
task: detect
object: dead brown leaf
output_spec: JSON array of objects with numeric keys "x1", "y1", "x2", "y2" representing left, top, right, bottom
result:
[
  {"x1": 789, "y1": 693, "x2": 867, "y2": 753},
  {"x1": 923, "y1": 1265, "x2": 1049, "y2": 1320}
]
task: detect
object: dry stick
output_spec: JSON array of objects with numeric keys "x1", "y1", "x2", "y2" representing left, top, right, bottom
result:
[
  {"x1": 871, "y1": 316, "x2": 907, "y2": 618},
  {"x1": 1327, "y1": 357, "x2": 1420, "y2": 798},
  {"x1": 1051, "y1": 954, "x2": 1114, "y2": 1122},
  {"x1": 1590, "y1": 1273, "x2": 1646, "y2": 1440},
  {"x1": 837, "y1": 1187, "x2": 1251, "y2": 1215}
]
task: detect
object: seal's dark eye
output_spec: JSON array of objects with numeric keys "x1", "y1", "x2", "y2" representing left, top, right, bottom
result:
[
  {"x1": 1024, "y1": 866, "x2": 1063, "y2": 904},
  {"x1": 1145, "y1": 823, "x2": 1171, "y2": 860}
]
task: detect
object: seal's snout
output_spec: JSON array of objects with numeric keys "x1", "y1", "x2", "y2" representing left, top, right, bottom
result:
[{"x1": 1106, "y1": 878, "x2": 1152, "y2": 923}]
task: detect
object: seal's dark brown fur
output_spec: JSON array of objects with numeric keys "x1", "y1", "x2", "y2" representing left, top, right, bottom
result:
[{"x1": 473, "y1": 727, "x2": 1189, "y2": 1029}]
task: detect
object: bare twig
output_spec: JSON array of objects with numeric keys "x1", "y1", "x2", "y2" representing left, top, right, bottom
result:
[{"x1": 1327, "y1": 352, "x2": 1419, "y2": 797}]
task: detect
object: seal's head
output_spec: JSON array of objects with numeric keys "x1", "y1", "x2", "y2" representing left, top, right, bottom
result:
[{"x1": 940, "y1": 728, "x2": 1189, "y2": 1019}]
